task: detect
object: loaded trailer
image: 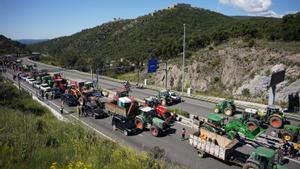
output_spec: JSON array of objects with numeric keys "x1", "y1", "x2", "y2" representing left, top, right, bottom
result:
[{"x1": 189, "y1": 128, "x2": 287, "y2": 169}]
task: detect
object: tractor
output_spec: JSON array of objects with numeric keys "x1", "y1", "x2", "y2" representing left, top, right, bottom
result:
[
  {"x1": 243, "y1": 146, "x2": 287, "y2": 169},
  {"x1": 200, "y1": 114, "x2": 264, "y2": 140},
  {"x1": 280, "y1": 124, "x2": 300, "y2": 142},
  {"x1": 242, "y1": 106, "x2": 286, "y2": 129},
  {"x1": 157, "y1": 89, "x2": 173, "y2": 106},
  {"x1": 113, "y1": 88, "x2": 129, "y2": 100},
  {"x1": 135, "y1": 106, "x2": 173, "y2": 137},
  {"x1": 214, "y1": 100, "x2": 236, "y2": 116},
  {"x1": 144, "y1": 96, "x2": 174, "y2": 120}
]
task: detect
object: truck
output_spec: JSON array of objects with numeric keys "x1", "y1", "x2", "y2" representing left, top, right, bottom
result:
[
  {"x1": 105, "y1": 97, "x2": 139, "y2": 118},
  {"x1": 189, "y1": 128, "x2": 287, "y2": 169}
]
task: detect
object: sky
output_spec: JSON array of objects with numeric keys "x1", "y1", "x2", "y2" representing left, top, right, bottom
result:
[{"x1": 0, "y1": 0, "x2": 299, "y2": 40}]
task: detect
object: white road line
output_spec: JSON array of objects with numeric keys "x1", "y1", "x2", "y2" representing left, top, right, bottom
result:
[
  {"x1": 284, "y1": 157, "x2": 300, "y2": 164},
  {"x1": 138, "y1": 134, "x2": 144, "y2": 137}
]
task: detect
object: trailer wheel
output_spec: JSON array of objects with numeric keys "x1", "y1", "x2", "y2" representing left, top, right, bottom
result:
[
  {"x1": 151, "y1": 127, "x2": 159, "y2": 137},
  {"x1": 214, "y1": 108, "x2": 219, "y2": 113},
  {"x1": 198, "y1": 150, "x2": 206, "y2": 158},
  {"x1": 112, "y1": 124, "x2": 117, "y2": 131},
  {"x1": 282, "y1": 131, "x2": 294, "y2": 141},
  {"x1": 243, "y1": 162, "x2": 260, "y2": 169},
  {"x1": 224, "y1": 107, "x2": 233, "y2": 116},
  {"x1": 269, "y1": 115, "x2": 283, "y2": 128},
  {"x1": 123, "y1": 130, "x2": 128, "y2": 136},
  {"x1": 246, "y1": 121, "x2": 258, "y2": 131},
  {"x1": 135, "y1": 118, "x2": 144, "y2": 130}
]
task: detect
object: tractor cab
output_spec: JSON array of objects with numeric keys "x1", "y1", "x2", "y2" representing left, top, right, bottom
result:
[
  {"x1": 114, "y1": 89, "x2": 129, "y2": 100},
  {"x1": 207, "y1": 114, "x2": 226, "y2": 128},
  {"x1": 144, "y1": 96, "x2": 161, "y2": 107},
  {"x1": 244, "y1": 146, "x2": 286, "y2": 169}
]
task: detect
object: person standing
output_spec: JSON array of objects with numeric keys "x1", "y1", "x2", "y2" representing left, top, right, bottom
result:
[
  {"x1": 77, "y1": 105, "x2": 81, "y2": 117},
  {"x1": 60, "y1": 101, "x2": 64, "y2": 114},
  {"x1": 181, "y1": 128, "x2": 186, "y2": 141},
  {"x1": 277, "y1": 147, "x2": 284, "y2": 165}
]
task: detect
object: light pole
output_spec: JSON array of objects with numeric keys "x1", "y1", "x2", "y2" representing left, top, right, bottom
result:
[{"x1": 181, "y1": 24, "x2": 186, "y2": 95}]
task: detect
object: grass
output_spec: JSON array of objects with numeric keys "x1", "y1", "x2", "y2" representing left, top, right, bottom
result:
[
  {"x1": 168, "y1": 108, "x2": 190, "y2": 118},
  {"x1": 0, "y1": 77, "x2": 181, "y2": 169}
]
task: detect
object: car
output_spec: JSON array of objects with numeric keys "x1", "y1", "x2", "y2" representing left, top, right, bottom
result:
[
  {"x1": 19, "y1": 74, "x2": 27, "y2": 80},
  {"x1": 169, "y1": 91, "x2": 181, "y2": 102},
  {"x1": 34, "y1": 81, "x2": 42, "y2": 88},
  {"x1": 51, "y1": 87, "x2": 62, "y2": 99},
  {"x1": 84, "y1": 102, "x2": 107, "y2": 119},
  {"x1": 112, "y1": 115, "x2": 137, "y2": 136},
  {"x1": 26, "y1": 78, "x2": 35, "y2": 83},
  {"x1": 61, "y1": 93, "x2": 78, "y2": 106},
  {"x1": 28, "y1": 79, "x2": 37, "y2": 85},
  {"x1": 40, "y1": 83, "x2": 49, "y2": 91}
]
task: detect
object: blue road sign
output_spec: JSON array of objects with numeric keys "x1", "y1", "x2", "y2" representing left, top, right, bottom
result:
[{"x1": 148, "y1": 58, "x2": 157, "y2": 73}]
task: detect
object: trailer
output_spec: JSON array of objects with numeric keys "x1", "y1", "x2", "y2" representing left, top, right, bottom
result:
[{"x1": 189, "y1": 128, "x2": 287, "y2": 169}]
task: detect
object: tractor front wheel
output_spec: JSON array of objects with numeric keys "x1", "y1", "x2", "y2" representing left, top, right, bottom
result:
[
  {"x1": 135, "y1": 118, "x2": 144, "y2": 130},
  {"x1": 243, "y1": 162, "x2": 260, "y2": 169},
  {"x1": 282, "y1": 131, "x2": 294, "y2": 141},
  {"x1": 246, "y1": 121, "x2": 258, "y2": 132},
  {"x1": 269, "y1": 116, "x2": 283, "y2": 128},
  {"x1": 224, "y1": 107, "x2": 233, "y2": 116},
  {"x1": 150, "y1": 127, "x2": 160, "y2": 137},
  {"x1": 214, "y1": 108, "x2": 220, "y2": 113}
]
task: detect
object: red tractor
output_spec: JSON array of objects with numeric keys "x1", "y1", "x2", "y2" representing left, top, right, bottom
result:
[
  {"x1": 144, "y1": 97, "x2": 174, "y2": 120},
  {"x1": 113, "y1": 88, "x2": 129, "y2": 100}
]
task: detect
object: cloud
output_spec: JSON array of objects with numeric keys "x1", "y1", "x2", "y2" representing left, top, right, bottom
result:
[
  {"x1": 219, "y1": 0, "x2": 271, "y2": 13},
  {"x1": 219, "y1": 0, "x2": 282, "y2": 17}
]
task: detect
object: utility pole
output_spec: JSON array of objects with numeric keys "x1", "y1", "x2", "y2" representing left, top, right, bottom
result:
[
  {"x1": 96, "y1": 67, "x2": 99, "y2": 90},
  {"x1": 181, "y1": 24, "x2": 186, "y2": 95},
  {"x1": 165, "y1": 61, "x2": 168, "y2": 89}
]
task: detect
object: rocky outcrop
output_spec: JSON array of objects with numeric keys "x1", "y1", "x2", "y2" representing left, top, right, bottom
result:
[{"x1": 150, "y1": 45, "x2": 300, "y2": 103}]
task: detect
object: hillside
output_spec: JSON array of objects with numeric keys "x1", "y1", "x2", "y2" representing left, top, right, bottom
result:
[
  {"x1": 17, "y1": 39, "x2": 49, "y2": 45},
  {"x1": 0, "y1": 35, "x2": 30, "y2": 55},
  {"x1": 30, "y1": 4, "x2": 299, "y2": 70}
]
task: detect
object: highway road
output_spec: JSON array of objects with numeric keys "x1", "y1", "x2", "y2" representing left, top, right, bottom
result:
[{"x1": 9, "y1": 59, "x2": 299, "y2": 169}]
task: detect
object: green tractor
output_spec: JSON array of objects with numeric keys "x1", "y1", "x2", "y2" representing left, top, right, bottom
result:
[
  {"x1": 243, "y1": 106, "x2": 286, "y2": 129},
  {"x1": 280, "y1": 124, "x2": 300, "y2": 142},
  {"x1": 201, "y1": 114, "x2": 264, "y2": 140},
  {"x1": 135, "y1": 106, "x2": 172, "y2": 137},
  {"x1": 243, "y1": 146, "x2": 287, "y2": 169},
  {"x1": 214, "y1": 100, "x2": 236, "y2": 116}
]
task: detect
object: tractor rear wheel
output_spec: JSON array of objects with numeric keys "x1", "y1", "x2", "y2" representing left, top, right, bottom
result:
[
  {"x1": 246, "y1": 121, "x2": 258, "y2": 132},
  {"x1": 282, "y1": 131, "x2": 294, "y2": 141},
  {"x1": 269, "y1": 116, "x2": 283, "y2": 128},
  {"x1": 150, "y1": 127, "x2": 160, "y2": 137},
  {"x1": 243, "y1": 162, "x2": 260, "y2": 169},
  {"x1": 135, "y1": 118, "x2": 144, "y2": 130},
  {"x1": 224, "y1": 107, "x2": 233, "y2": 116}
]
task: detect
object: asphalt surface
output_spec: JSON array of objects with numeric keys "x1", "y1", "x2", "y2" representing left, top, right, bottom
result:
[{"x1": 5, "y1": 59, "x2": 299, "y2": 169}]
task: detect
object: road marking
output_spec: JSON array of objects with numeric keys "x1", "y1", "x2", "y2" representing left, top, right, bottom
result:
[
  {"x1": 138, "y1": 134, "x2": 144, "y2": 137},
  {"x1": 284, "y1": 157, "x2": 300, "y2": 164}
]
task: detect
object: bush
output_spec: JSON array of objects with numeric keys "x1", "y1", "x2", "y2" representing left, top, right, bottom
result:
[{"x1": 242, "y1": 88, "x2": 251, "y2": 98}]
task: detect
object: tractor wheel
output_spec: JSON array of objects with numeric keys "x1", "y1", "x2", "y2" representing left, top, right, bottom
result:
[
  {"x1": 282, "y1": 131, "x2": 294, "y2": 142},
  {"x1": 224, "y1": 107, "x2": 233, "y2": 116},
  {"x1": 243, "y1": 162, "x2": 260, "y2": 169},
  {"x1": 198, "y1": 150, "x2": 206, "y2": 158},
  {"x1": 269, "y1": 116, "x2": 283, "y2": 128},
  {"x1": 135, "y1": 118, "x2": 144, "y2": 130},
  {"x1": 123, "y1": 130, "x2": 128, "y2": 136},
  {"x1": 112, "y1": 124, "x2": 117, "y2": 131},
  {"x1": 246, "y1": 121, "x2": 258, "y2": 132},
  {"x1": 150, "y1": 127, "x2": 160, "y2": 137},
  {"x1": 214, "y1": 108, "x2": 219, "y2": 113}
]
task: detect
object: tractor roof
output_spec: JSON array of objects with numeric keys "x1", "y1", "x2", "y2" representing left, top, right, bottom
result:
[
  {"x1": 207, "y1": 114, "x2": 225, "y2": 122},
  {"x1": 255, "y1": 147, "x2": 275, "y2": 159},
  {"x1": 118, "y1": 97, "x2": 132, "y2": 103},
  {"x1": 140, "y1": 106, "x2": 154, "y2": 112}
]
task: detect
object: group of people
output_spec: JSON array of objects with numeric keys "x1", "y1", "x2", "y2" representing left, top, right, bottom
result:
[{"x1": 277, "y1": 140, "x2": 300, "y2": 164}]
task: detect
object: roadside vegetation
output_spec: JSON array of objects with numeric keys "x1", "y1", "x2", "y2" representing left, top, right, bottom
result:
[{"x1": 0, "y1": 77, "x2": 181, "y2": 169}]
